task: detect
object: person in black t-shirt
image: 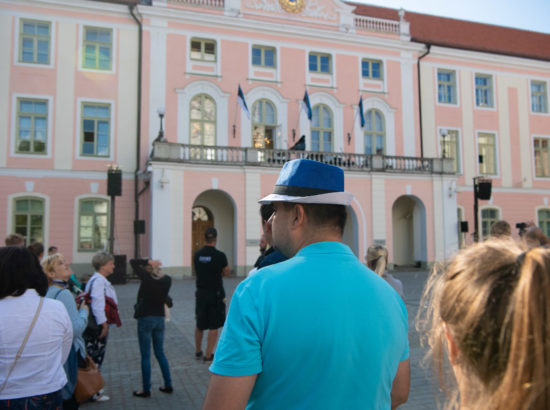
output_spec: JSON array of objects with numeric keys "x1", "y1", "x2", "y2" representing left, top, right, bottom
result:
[
  {"x1": 130, "y1": 258, "x2": 173, "y2": 397},
  {"x1": 193, "y1": 228, "x2": 230, "y2": 362}
]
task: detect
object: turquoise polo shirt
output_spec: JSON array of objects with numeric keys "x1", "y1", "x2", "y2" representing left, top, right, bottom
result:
[{"x1": 210, "y1": 242, "x2": 409, "y2": 410}]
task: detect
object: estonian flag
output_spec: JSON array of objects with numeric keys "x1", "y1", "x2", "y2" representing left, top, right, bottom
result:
[
  {"x1": 301, "y1": 90, "x2": 312, "y2": 121},
  {"x1": 237, "y1": 85, "x2": 250, "y2": 120},
  {"x1": 358, "y1": 96, "x2": 365, "y2": 128}
]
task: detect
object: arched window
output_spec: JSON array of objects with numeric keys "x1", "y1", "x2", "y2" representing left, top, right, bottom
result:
[
  {"x1": 311, "y1": 104, "x2": 332, "y2": 152},
  {"x1": 481, "y1": 207, "x2": 499, "y2": 240},
  {"x1": 252, "y1": 99, "x2": 276, "y2": 149},
  {"x1": 13, "y1": 197, "x2": 44, "y2": 245},
  {"x1": 78, "y1": 198, "x2": 109, "y2": 251},
  {"x1": 190, "y1": 94, "x2": 216, "y2": 146},
  {"x1": 364, "y1": 109, "x2": 385, "y2": 155}
]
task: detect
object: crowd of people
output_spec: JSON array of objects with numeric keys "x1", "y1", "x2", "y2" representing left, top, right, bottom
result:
[{"x1": 2, "y1": 159, "x2": 550, "y2": 410}]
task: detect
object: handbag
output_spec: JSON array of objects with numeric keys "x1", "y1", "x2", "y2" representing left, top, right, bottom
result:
[
  {"x1": 0, "y1": 298, "x2": 43, "y2": 393},
  {"x1": 74, "y1": 354, "x2": 105, "y2": 403},
  {"x1": 77, "y1": 278, "x2": 121, "y2": 332},
  {"x1": 133, "y1": 298, "x2": 145, "y2": 319}
]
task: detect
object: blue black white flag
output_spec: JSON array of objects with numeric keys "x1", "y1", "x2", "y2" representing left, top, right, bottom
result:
[
  {"x1": 358, "y1": 95, "x2": 365, "y2": 128},
  {"x1": 301, "y1": 90, "x2": 312, "y2": 121},
  {"x1": 237, "y1": 84, "x2": 250, "y2": 119}
]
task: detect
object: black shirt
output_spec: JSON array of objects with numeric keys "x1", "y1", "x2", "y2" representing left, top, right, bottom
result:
[
  {"x1": 131, "y1": 258, "x2": 171, "y2": 317},
  {"x1": 194, "y1": 246, "x2": 228, "y2": 290}
]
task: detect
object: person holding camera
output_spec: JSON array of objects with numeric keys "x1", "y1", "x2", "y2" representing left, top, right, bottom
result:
[{"x1": 130, "y1": 258, "x2": 173, "y2": 398}]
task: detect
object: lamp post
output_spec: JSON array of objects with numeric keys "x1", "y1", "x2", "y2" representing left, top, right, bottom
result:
[
  {"x1": 439, "y1": 128, "x2": 448, "y2": 159},
  {"x1": 156, "y1": 107, "x2": 165, "y2": 142},
  {"x1": 107, "y1": 165, "x2": 122, "y2": 254}
]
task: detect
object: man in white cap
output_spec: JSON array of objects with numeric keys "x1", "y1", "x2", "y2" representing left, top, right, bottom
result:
[{"x1": 203, "y1": 159, "x2": 410, "y2": 409}]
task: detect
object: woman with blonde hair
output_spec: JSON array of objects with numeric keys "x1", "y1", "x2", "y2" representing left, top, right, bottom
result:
[
  {"x1": 366, "y1": 245, "x2": 403, "y2": 298},
  {"x1": 43, "y1": 253, "x2": 88, "y2": 409},
  {"x1": 418, "y1": 238, "x2": 550, "y2": 410}
]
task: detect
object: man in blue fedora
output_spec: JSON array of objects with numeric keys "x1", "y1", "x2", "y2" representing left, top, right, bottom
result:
[{"x1": 203, "y1": 159, "x2": 410, "y2": 410}]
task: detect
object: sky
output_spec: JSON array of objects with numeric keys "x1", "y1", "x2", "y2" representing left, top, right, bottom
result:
[{"x1": 354, "y1": 0, "x2": 550, "y2": 34}]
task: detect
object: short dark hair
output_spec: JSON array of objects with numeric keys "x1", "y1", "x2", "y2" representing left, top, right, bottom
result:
[
  {"x1": 5, "y1": 233, "x2": 25, "y2": 246},
  {"x1": 205, "y1": 227, "x2": 217, "y2": 241},
  {"x1": 260, "y1": 204, "x2": 275, "y2": 223},
  {"x1": 0, "y1": 246, "x2": 48, "y2": 299},
  {"x1": 281, "y1": 203, "x2": 347, "y2": 234},
  {"x1": 48, "y1": 246, "x2": 58, "y2": 253},
  {"x1": 28, "y1": 242, "x2": 44, "y2": 259}
]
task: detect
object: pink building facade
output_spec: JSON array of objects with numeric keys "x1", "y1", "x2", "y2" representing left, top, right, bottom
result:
[{"x1": 1, "y1": 0, "x2": 549, "y2": 277}]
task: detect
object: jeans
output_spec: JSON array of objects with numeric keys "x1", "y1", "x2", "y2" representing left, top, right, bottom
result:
[
  {"x1": 0, "y1": 390, "x2": 62, "y2": 410},
  {"x1": 137, "y1": 316, "x2": 172, "y2": 392}
]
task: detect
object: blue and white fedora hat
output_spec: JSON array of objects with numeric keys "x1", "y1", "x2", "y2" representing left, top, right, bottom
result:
[{"x1": 258, "y1": 159, "x2": 353, "y2": 205}]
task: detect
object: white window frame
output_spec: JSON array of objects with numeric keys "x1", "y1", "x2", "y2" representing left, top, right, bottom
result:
[
  {"x1": 475, "y1": 130, "x2": 499, "y2": 177},
  {"x1": 530, "y1": 79, "x2": 549, "y2": 115},
  {"x1": 14, "y1": 17, "x2": 55, "y2": 69},
  {"x1": 532, "y1": 134, "x2": 550, "y2": 179},
  {"x1": 11, "y1": 93, "x2": 53, "y2": 158},
  {"x1": 7, "y1": 192, "x2": 50, "y2": 249},
  {"x1": 480, "y1": 206, "x2": 501, "y2": 240},
  {"x1": 75, "y1": 97, "x2": 115, "y2": 161},
  {"x1": 354, "y1": 97, "x2": 396, "y2": 156},
  {"x1": 474, "y1": 73, "x2": 495, "y2": 109},
  {"x1": 437, "y1": 127, "x2": 462, "y2": 174},
  {"x1": 78, "y1": 24, "x2": 116, "y2": 74},
  {"x1": 536, "y1": 206, "x2": 550, "y2": 238},
  {"x1": 300, "y1": 92, "x2": 344, "y2": 153},
  {"x1": 73, "y1": 194, "x2": 110, "y2": 262},
  {"x1": 436, "y1": 68, "x2": 459, "y2": 106}
]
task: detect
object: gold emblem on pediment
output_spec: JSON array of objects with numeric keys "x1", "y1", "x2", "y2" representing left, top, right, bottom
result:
[{"x1": 279, "y1": 0, "x2": 306, "y2": 13}]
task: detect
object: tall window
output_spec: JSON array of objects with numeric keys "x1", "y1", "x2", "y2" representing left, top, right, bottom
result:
[
  {"x1": 475, "y1": 74, "x2": 494, "y2": 107},
  {"x1": 441, "y1": 129, "x2": 460, "y2": 173},
  {"x1": 478, "y1": 132, "x2": 496, "y2": 175},
  {"x1": 531, "y1": 81, "x2": 548, "y2": 113},
  {"x1": 81, "y1": 103, "x2": 110, "y2": 157},
  {"x1": 16, "y1": 98, "x2": 48, "y2": 154},
  {"x1": 361, "y1": 59, "x2": 382, "y2": 80},
  {"x1": 13, "y1": 198, "x2": 44, "y2": 245},
  {"x1": 252, "y1": 46, "x2": 276, "y2": 68},
  {"x1": 83, "y1": 27, "x2": 112, "y2": 70},
  {"x1": 252, "y1": 99, "x2": 276, "y2": 149},
  {"x1": 534, "y1": 137, "x2": 550, "y2": 177},
  {"x1": 438, "y1": 69, "x2": 457, "y2": 104},
  {"x1": 364, "y1": 109, "x2": 385, "y2": 155},
  {"x1": 311, "y1": 104, "x2": 332, "y2": 152},
  {"x1": 190, "y1": 38, "x2": 216, "y2": 62},
  {"x1": 481, "y1": 208, "x2": 499, "y2": 240},
  {"x1": 19, "y1": 19, "x2": 50, "y2": 64},
  {"x1": 78, "y1": 199, "x2": 108, "y2": 251},
  {"x1": 190, "y1": 94, "x2": 216, "y2": 160},
  {"x1": 538, "y1": 209, "x2": 550, "y2": 238},
  {"x1": 309, "y1": 53, "x2": 331, "y2": 74}
]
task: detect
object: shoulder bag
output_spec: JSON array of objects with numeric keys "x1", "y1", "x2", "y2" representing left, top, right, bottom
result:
[{"x1": 74, "y1": 354, "x2": 105, "y2": 403}]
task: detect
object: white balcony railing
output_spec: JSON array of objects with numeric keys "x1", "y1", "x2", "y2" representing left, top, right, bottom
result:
[
  {"x1": 168, "y1": 0, "x2": 224, "y2": 9},
  {"x1": 151, "y1": 142, "x2": 455, "y2": 175}
]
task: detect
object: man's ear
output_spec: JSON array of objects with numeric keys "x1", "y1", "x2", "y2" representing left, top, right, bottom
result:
[{"x1": 292, "y1": 204, "x2": 307, "y2": 228}]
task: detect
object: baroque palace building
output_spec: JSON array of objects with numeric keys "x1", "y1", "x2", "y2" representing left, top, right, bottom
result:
[{"x1": 1, "y1": 0, "x2": 549, "y2": 276}]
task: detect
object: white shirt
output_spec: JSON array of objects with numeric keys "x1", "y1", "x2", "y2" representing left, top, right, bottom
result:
[
  {"x1": 0, "y1": 289, "x2": 72, "y2": 399},
  {"x1": 85, "y1": 272, "x2": 118, "y2": 325}
]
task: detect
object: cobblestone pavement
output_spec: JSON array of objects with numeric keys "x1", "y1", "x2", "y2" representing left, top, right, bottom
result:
[{"x1": 82, "y1": 270, "x2": 443, "y2": 409}]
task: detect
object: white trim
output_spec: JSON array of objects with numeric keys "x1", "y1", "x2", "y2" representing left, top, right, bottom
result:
[
  {"x1": 75, "y1": 97, "x2": 115, "y2": 161},
  {"x1": 242, "y1": 86, "x2": 289, "y2": 149},
  {"x1": 475, "y1": 129, "x2": 500, "y2": 178},
  {"x1": 472, "y1": 71, "x2": 497, "y2": 111},
  {"x1": 358, "y1": 56, "x2": 387, "y2": 93},
  {"x1": 354, "y1": 97, "x2": 396, "y2": 156},
  {"x1": 72, "y1": 193, "x2": 111, "y2": 263},
  {"x1": 300, "y1": 92, "x2": 345, "y2": 152},
  {"x1": 11, "y1": 93, "x2": 54, "y2": 158},
  {"x1": 435, "y1": 66, "x2": 460, "y2": 107},
  {"x1": 437, "y1": 126, "x2": 463, "y2": 175},
  {"x1": 479, "y1": 204, "x2": 502, "y2": 238},
  {"x1": 351, "y1": 196, "x2": 367, "y2": 259},
  {"x1": 305, "y1": 50, "x2": 335, "y2": 89},
  {"x1": 175, "y1": 81, "x2": 230, "y2": 146},
  {"x1": 77, "y1": 23, "x2": 117, "y2": 74},
  {"x1": 7, "y1": 192, "x2": 50, "y2": 250},
  {"x1": 529, "y1": 78, "x2": 550, "y2": 116},
  {"x1": 531, "y1": 134, "x2": 550, "y2": 180},
  {"x1": 185, "y1": 36, "x2": 221, "y2": 78},
  {"x1": 13, "y1": 16, "x2": 56, "y2": 69},
  {"x1": 400, "y1": 51, "x2": 415, "y2": 156},
  {"x1": 248, "y1": 43, "x2": 280, "y2": 84},
  {"x1": 0, "y1": 168, "x2": 132, "y2": 179}
]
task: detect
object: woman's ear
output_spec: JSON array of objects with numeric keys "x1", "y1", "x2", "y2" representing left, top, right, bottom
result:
[{"x1": 444, "y1": 322, "x2": 460, "y2": 366}]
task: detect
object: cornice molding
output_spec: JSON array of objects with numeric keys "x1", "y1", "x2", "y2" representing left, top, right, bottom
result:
[{"x1": 0, "y1": 0, "x2": 132, "y2": 17}]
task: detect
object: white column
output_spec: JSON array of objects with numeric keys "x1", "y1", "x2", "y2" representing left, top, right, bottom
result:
[
  {"x1": 148, "y1": 19, "x2": 167, "y2": 149},
  {"x1": 400, "y1": 52, "x2": 415, "y2": 156}
]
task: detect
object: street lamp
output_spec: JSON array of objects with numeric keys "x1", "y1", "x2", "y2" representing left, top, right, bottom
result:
[
  {"x1": 439, "y1": 128, "x2": 448, "y2": 158},
  {"x1": 154, "y1": 107, "x2": 165, "y2": 143}
]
